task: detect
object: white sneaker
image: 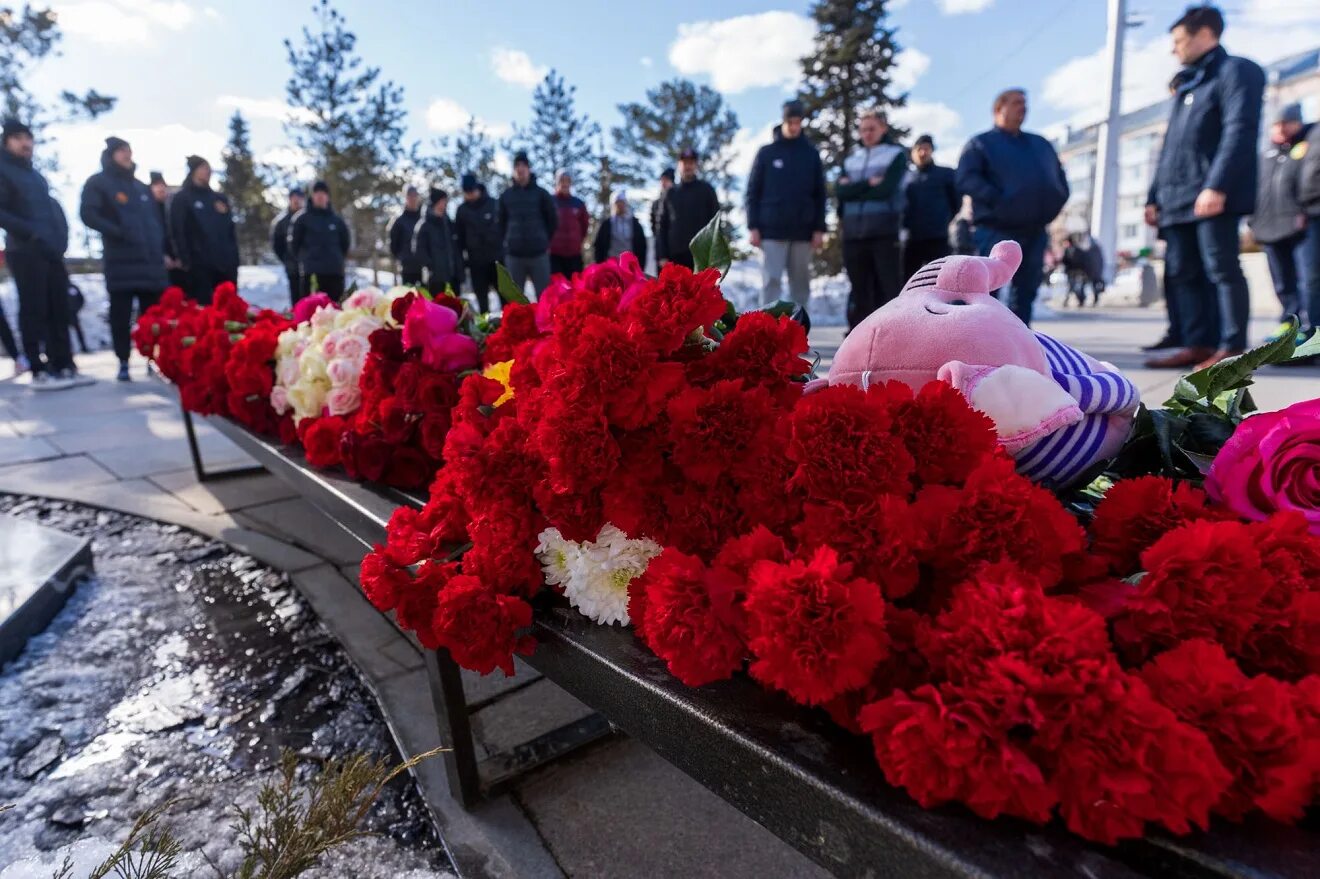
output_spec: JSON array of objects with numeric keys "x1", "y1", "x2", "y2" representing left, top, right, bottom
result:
[
  {"x1": 58, "y1": 367, "x2": 95, "y2": 387},
  {"x1": 31, "y1": 371, "x2": 74, "y2": 392}
]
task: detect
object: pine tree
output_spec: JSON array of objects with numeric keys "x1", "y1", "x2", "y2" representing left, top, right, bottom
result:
[
  {"x1": 283, "y1": 0, "x2": 410, "y2": 261},
  {"x1": 421, "y1": 117, "x2": 499, "y2": 195},
  {"x1": 797, "y1": 0, "x2": 905, "y2": 170},
  {"x1": 508, "y1": 70, "x2": 599, "y2": 184},
  {"x1": 221, "y1": 111, "x2": 275, "y2": 265},
  {"x1": 611, "y1": 79, "x2": 740, "y2": 198}
]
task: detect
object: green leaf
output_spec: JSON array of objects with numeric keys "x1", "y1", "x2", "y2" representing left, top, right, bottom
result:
[
  {"x1": 689, "y1": 212, "x2": 732, "y2": 278},
  {"x1": 1165, "y1": 316, "x2": 1301, "y2": 409},
  {"x1": 495, "y1": 263, "x2": 529, "y2": 306},
  {"x1": 1290, "y1": 331, "x2": 1320, "y2": 360}
]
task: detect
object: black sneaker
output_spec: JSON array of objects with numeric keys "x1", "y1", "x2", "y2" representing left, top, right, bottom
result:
[{"x1": 117, "y1": 362, "x2": 131, "y2": 382}]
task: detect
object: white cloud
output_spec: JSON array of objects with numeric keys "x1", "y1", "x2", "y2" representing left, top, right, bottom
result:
[
  {"x1": 640, "y1": 56, "x2": 654, "y2": 68},
  {"x1": 668, "y1": 11, "x2": 815, "y2": 94},
  {"x1": 424, "y1": 97, "x2": 511, "y2": 139},
  {"x1": 892, "y1": 100, "x2": 964, "y2": 165},
  {"x1": 892, "y1": 47, "x2": 931, "y2": 93},
  {"x1": 215, "y1": 95, "x2": 314, "y2": 125},
  {"x1": 729, "y1": 123, "x2": 778, "y2": 180},
  {"x1": 937, "y1": 0, "x2": 994, "y2": 14},
  {"x1": 490, "y1": 48, "x2": 548, "y2": 88},
  {"x1": 52, "y1": 0, "x2": 198, "y2": 46}
]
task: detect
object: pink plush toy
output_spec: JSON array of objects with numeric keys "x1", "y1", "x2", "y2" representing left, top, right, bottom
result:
[{"x1": 817, "y1": 240, "x2": 1139, "y2": 487}]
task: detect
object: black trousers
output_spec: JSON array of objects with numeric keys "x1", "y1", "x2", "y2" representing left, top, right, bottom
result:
[
  {"x1": 843, "y1": 235, "x2": 902, "y2": 330},
  {"x1": 550, "y1": 253, "x2": 584, "y2": 278},
  {"x1": 903, "y1": 237, "x2": 951, "y2": 286},
  {"x1": 284, "y1": 266, "x2": 302, "y2": 307},
  {"x1": 8, "y1": 251, "x2": 73, "y2": 375},
  {"x1": 0, "y1": 300, "x2": 19, "y2": 361},
  {"x1": 186, "y1": 266, "x2": 236, "y2": 306},
  {"x1": 110, "y1": 289, "x2": 162, "y2": 363},
  {"x1": 399, "y1": 268, "x2": 424, "y2": 286},
  {"x1": 303, "y1": 272, "x2": 346, "y2": 303},
  {"x1": 664, "y1": 251, "x2": 695, "y2": 270},
  {"x1": 468, "y1": 261, "x2": 497, "y2": 314}
]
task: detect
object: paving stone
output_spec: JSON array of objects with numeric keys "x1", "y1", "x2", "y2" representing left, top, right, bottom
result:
[
  {"x1": 216, "y1": 525, "x2": 323, "y2": 573},
  {"x1": 291, "y1": 563, "x2": 422, "y2": 680},
  {"x1": 517, "y1": 737, "x2": 830, "y2": 879},
  {"x1": 88, "y1": 436, "x2": 253, "y2": 480},
  {"x1": 0, "y1": 435, "x2": 63, "y2": 466},
  {"x1": 150, "y1": 468, "x2": 296, "y2": 516},
  {"x1": 46, "y1": 414, "x2": 193, "y2": 455},
  {"x1": 0, "y1": 455, "x2": 119, "y2": 492},
  {"x1": 470, "y1": 678, "x2": 595, "y2": 760},
  {"x1": 235, "y1": 497, "x2": 365, "y2": 566},
  {"x1": 461, "y1": 658, "x2": 541, "y2": 707}
]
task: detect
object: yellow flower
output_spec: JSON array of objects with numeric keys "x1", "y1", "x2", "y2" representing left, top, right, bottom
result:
[{"x1": 482, "y1": 359, "x2": 515, "y2": 407}]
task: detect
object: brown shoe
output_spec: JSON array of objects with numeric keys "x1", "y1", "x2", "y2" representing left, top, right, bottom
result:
[
  {"x1": 1194, "y1": 348, "x2": 1245, "y2": 371},
  {"x1": 1144, "y1": 346, "x2": 1215, "y2": 369}
]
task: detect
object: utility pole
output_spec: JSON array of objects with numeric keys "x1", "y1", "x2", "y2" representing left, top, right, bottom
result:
[{"x1": 1090, "y1": 0, "x2": 1126, "y2": 282}]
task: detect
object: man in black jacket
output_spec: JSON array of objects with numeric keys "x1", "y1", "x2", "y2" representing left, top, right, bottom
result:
[
  {"x1": 0, "y1": 119, "x2": 79, "y2": 390},
  {"x1": 169, "y1": 155, "x2": 239, "y2": 305},
  {"x1": 290, "y1": 180, "x2": 350, "y2": 302},
  {"x1": 956, "y1": 88, "x2": 1068, "y2": 326},
  {"x1": 838, "y1": 111, "x2": 906, "y2": 328},
  {"x1": 649, "y1": 167, "x2": 674, "y2": 269},
  {"x1": 389, "y1": 185, "x2": 424, "y2": 286},
  {"x1": 499, "y1": 151, "x2": 557, "y2": 299},
  {"x1": 80, "y1": 136, "x2": 168, "y2": 381},
  {"x1": 593, "y1": 189, "x2": 647, "y2": 264},
  {"x1": 658, "y1": 148, "x2": 719, "y2": 270},
  {"x1": 1299, "y1": 110, "x2": 1320, "y2": 356},
  {"x1": 455, "y1": 174, "x2": 503, "y2": 313},
  {"x1": 149, "y1": 171, "x2": 186, "y2": 289},
  {"x1": 413, "y1": 188, "x2": 457, "y2": 293},
  {"x1": 1144, "y1": 6, "x2": 1265, "y2": 369},
  {"x1": 270, "y1": 186, "x2": 304, "y2": 305},
  {"x1": 748, "y1": 102, "x2": 826, "y2": 306},
  {"x1": 903, "y1": 134, "x2": 960, "y2": 283},
  {"x1": 1250, "y1": 104, "x2": 1310, "y2": 338}
]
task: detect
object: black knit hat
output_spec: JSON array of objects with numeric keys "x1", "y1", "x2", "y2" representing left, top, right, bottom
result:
[
  {"x1": 914, "y1": 134, "x2": 935, "y2": 149},
  {"x1": 429, "y1": 186, "x2": 449, "y2": 206},
  {"x1": 1, "y1": 119, "x2": 33, "y2": 142},
  {"x1": 460, "y1": 173, "x2": 479, "y2": 192},
  {"x1": 289, "y1": 185, "x2": 305, "y2": 197},
  {"x1": 149, "y1": 171, "x2": 166, "y2": 185},
  {"x1": 105, "y1": 136, "x2": 130, "y2": 154},
  {"x1": 660, "y1": 166, "x2": 676, "y2": 181},
  {"x1": 512, "y1": 150, "x2": 530, "y2": 167},
  {"x1": 312, "y1": 180, "x2": 330, "y2": 195},
  {"x1": 782, "y1": 99, "x2": 806, "y2": 121},
  {"x1": 186, "y1": 155, "x2": 209, "y2": 173}
]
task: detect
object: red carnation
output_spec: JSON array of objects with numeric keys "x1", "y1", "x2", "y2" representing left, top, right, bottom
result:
[
  {"x1": 431, "y1": 575, "x2": 536, "y2": 676},
  {"x1": 1090, "y1": 476, "x2": 1227, "y2": 575},
  {"x1": 794, "y1": 495, "x2": 923, "y2": 599},
  {"x1": 1241, "y1": 513, "x2": 1320, "y2": 679},
  {"x1": 383, "y1": 445, "x2": 435, "y2": 489},
  {"x1": 712, "y1": 527, "x2": 788, "y2": 579},
  {"x1": 360, "y1": 547, "x2": 411, "y2": 612},
  {"x1": 686, "y1": 311, "x2": 810, "y2": 400},
  {"x1": 300, "y1": 415, "x2": 347, "y2": 468},
  {"x1": 885, "y1": 380, "x2": 999, "y2": 486},
  {"x1": 482, "y1": 302, "x2": 541, "y2": 366},
  {"x1": 619, "y1": 262, "x2": 726, "y2": 355},
  {"x1": 666, "y1": 380, "x2": 776, "y2": 486},
  {"x1": 397, "y1": 560, "x2": 458, "y2": 646},
  {"x1": 786, "y1": 383, "x2": 915, "y2": 504}
]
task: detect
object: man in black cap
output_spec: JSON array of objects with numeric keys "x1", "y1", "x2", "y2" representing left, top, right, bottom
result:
[
  {"x1": 657, "y1": 148, "x2": 720, "y2": 270},
  {"x1": 902, "y1": 133, "x2": 960, "y2": 284},
  {"x1": 747, "y1": 100, "x2": 826, "y2": 306},
  {"x1": 649, "y1": 166, "x2": 674, "y2": 269},
  {"x1": 455, "y1": 173, "x2": 503, "y2": 313},
  {"x1": 290, "y1": 180, "x2": 350, "y2": 302},
  {"x1": 80, "y1": 136, "x2": 168, "y2": 382},
  {"x1": 412, "y1": 188, "x2": 457, "y2": 293},
  {"x1": 389, "y1": 184, "x2": 424, "y2": 286},
  {"x1": 0, "y1": 119, "x2": 81, "y2": 390},
  {"x1": 169, "y1": 155, "x2": 239, "y2": 304},
  {"x1": 837, "y1": 110, "x2": 906, "y2": 328},
  {"x1": 149, "y1": 171, "x2": 185, "y2": 288},
  {"x1": 499, "y1": 150, "x2": 557, "y2": 298},
  {"x1": 270, "y1": 186, "x2": 305, "y2": 305}
]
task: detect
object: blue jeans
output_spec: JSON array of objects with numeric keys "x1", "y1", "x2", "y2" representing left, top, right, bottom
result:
[
  {"x1": 973, "y1": 226, "x2": 1047, "y2": 325},
  {"x1": 1162, "y1": 216, "x2": 1250, "y2": 351},
  {"x1": 1302, "y1": 218, "x2": 1320, "y2": 334},
  {"x1": 1262, "y1": 232, "x2": 1305, "y2": 323}
]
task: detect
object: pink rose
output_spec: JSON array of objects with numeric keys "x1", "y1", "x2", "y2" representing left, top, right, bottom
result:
[
  {"x1": 535, "y1": 277, "x2": 574, "y2": 333},
  {"x1": 402, "y1": 297, "x2": 478, "y2": 371},
  {"x1": 592, "y1": 252, "x2": 648, "y2": 308},
  {"x1": 325, "y1": 385, "x2": 362, "y2": 417},
  {"x1": 345, "y1": 314, "x2": 380, "y2": 338},
  {"x1": 321, "y1": 329, "x2": 344, "y2": 359},
  {"x1": 326, "y1": 357, "x2": 361, "y2": 387},
  {"x1": 1206, "y1": 399, "x2": 1320, "y2": 533},
  {"x1": 342, "y1": 288, "x2": 384, "y2": 311},
  {"x1": 270, "y1": 385, "x2": 290, "y2": 415},
  {"x1": 425, "y1": 333, "x2": 480, "y2": 372},
  {"x1": 292, "y1": 293, "x2": 334, "y2": 324},
  {"x1": 334, "y1": 333, "x2": 369, "y2": 363}
]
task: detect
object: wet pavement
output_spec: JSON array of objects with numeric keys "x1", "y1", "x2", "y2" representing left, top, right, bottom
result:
[{"x1": 0, "y1": 494, "x2": 454, "y2": 878}]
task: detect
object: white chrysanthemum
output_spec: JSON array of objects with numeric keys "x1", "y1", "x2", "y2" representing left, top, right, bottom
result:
[
  {"x1": 560, "y1": 524, "x2": 662, "y2": 627},
  {"x1": 535, "y1": 528, "x2": 581, "y2": 589}
]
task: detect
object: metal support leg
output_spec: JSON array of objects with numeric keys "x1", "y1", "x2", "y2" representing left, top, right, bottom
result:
[
  {"x1": 181, "y1": 404, "x2": 265, "y2": 483},
  {"x1": 424, "y1": 648, "x2": 483, "y2": 808}
]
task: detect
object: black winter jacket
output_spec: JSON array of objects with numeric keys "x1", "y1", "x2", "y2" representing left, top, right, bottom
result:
[
  {"x1": 79, "y1": 151, "x2": 168, "y2": 293},
  {"x1": 271, "y1": 210, "x2": 295, "y2": 269},
  {"x1": 412, "y1": 211, "x2": 458, "y2": 292},
  {"x1": 169, "y1": 180, "x2": 240, "y2": 274},
  {"x1": 657, "y1": 178, "x2": 720, "y2": 261},
  {"x1": 904, "y1": 162, "x2": 960, "y2": 242},
  {"x1": 1250, "y1": 124, "x2": 1311, "y2": 244},
  {"x1": 956, "y1": 127, "x2": 1068, "y2": 231},
  {"x1": 388, "y1": 208, "x2": 423, "y2": 273},
  {"x1": 455, "y1": 191, "x2": 503, "y2": 265},
  {"x1": 0, "y1": 149, "x2": 66, "y2": 259},
  {"x1": 746, "y1": 134, "x2": 827, "y2": 241},
  {"x1": 592, "y1": 214, "x2": 647, "y2": 264},
  {"x1": 499, "y1": 177, "x2": 557, "y2": 258},
  {"x1": 1298, "y1": 123, "x2": 1320, "y2": 218},
  {"x1": 1148, "y1": 46, "x2": 1265, "y2": 227},
  {"x1": 289, "y1": 204, "x2": 350, "y2": 277}
]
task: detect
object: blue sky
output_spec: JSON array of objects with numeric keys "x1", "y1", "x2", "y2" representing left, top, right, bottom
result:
[{"x1": 27, "y1": 0, "x2": 1320, "y2": 245}]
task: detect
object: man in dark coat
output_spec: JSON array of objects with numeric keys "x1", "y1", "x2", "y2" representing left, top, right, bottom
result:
[
  {"x1": 455, "y1": 174, "x2": 503, "y2": 313},
  {"x1": 270, "y1": 186, "x2": 305, "y2": 305},
  {"x1": 549, "y1": 170, "x2": 590, "y2": 278},
  {"x1": 499, "y1": 151, "x2": 557, "y2": 299},
  {"x1": 837, "y1": 111, "x2": 907, "y2": 328},
  {"x1": 593, "y1": 189, "x2": 647, "y2": 264},
  {"x1": 956, "y1": 88, "x2": 1069, "y2": 326},
  {"x1": 388, "y1": 185, "x2": 424, "y2": 286},
  {"x1": 289, "y1": 180, "x2": 350, "y2": 302},
  {"x1": 657, "y1": 148, "x2": 719, "y2": 270},
  {"x1": 747, "y1": 101, "x2": 827, "y2": 306},
  {"x1": 1249, "y1": 103, "x2": 1310, "y2": 338},
  {"x1": 649, "y1": 166, "x2": 674, "y2": 269},
  {"x1": 0, "y1": 119, "x2": 80, "y2": 390},
  {"x1": 79, "y1": 136, "x2": 168, "y2": 381},
  {"x1": 1144, "y1": 5, "x2": 1265, "y2": 369},
  {"x1": 412, "y1": 188, "x2": 458, "y2": 293},
  {"x1": 169, "y1": 155, "x2": 239, "y2": 305},
  {"x1": 1299, "y1": 108, "x2": 1320, "y2": 357},
  {"x1": 903, "y1": 134, "x2": 960, "y2": 282},
  {"x1": 149, "y1": 171, "x2": 186, "y2": 289}
]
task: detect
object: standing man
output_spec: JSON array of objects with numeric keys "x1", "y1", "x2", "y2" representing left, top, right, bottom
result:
[
  {"x1": 1144, "y1": 5, "x2": 1264, "y2": 369},
  {"x1": 0, "y1": 120, "x2": 78, "y2": 389},
  {"x1": 79, "y1": 136, "x2": 168, "y2": 382},
  {"x1": 746, "y1": 100, "x2": 827, "y2": 307},
  {"x1": 649, "y1": 166, "x2": 674, "y2": 270},
  {"x1": 412, "y1": 188, "x2": 457, "y2": 293},
  {"x1": 270, "y1": 186, "x2": 304, "y2": 305},
  {"x1": 657, "y1": 148, "x2": 720, "y2": 270},
  {"x1": 455, "y1": 173, "x2": 503, "y2": 314},
  {"x1": 289, "y1": 180, "x2": 350, "y2": 302},
  {"x1": 499, "y1": 150, "x2": 557, "y2": 299},
  {"x1": 1299, "y1": 105, "x2": 1320, "y2": 356},
  {"x1": 1249, "y1": 103, "x2": 1310, "y2": 340},
  {"x1": 169, "y1": 155, "x2": 239, "y2": 305},
  {"x1": 389, "y1": 185, "x2": 424, "y2": 286},
  {"x1": 903, "y1": 134, "x2": 960, "y2": 282},
  {"x1": 149, "y1": 171, "x2": 185, "y2": 289},
  {"x1": 837, "y1": 110, "x2": 906, "y2": 329},
  {"x1": 549, "y1": 170, "x2": 589, "y2": 278},
  {"x1": 593, "y1": 189, "x2": 647, "y2": 263},
  {"x1": 956, "y1": 88, "x2": 1069, "y2": 326}
]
